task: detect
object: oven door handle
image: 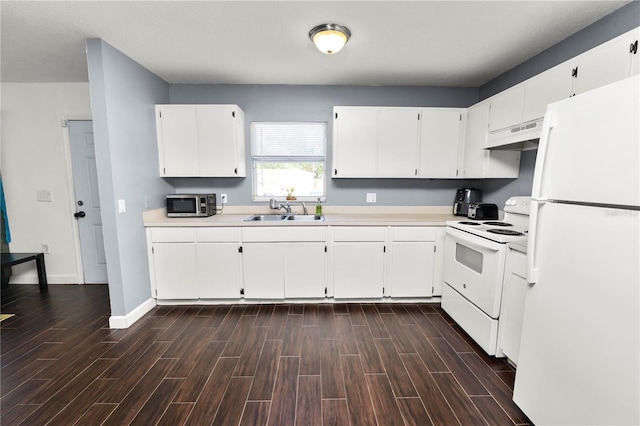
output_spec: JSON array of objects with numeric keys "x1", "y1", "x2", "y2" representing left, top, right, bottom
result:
[{"x1": 446, "y1": 229, "x2": 501, "y2": 253}]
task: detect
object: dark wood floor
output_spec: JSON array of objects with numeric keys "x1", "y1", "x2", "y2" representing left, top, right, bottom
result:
[{"x1": 1, "y1": 284, "x2": 530, "y2": 425}]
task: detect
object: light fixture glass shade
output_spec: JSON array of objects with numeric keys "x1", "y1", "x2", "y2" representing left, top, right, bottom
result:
[{"x1": 309, "y1": 24, "x2": 351, "y2": 54}]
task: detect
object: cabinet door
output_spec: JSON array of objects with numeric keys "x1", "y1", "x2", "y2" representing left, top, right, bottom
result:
[
  {"x1": 419, "y1": 109, "x2": 465, "y2": 178},
  {"x1": 284, "y1": 243, "x2": 326, "y2": 298},
  {"x1": 332, "y1": 108, "x2": 378, "y2": 177},
  {"x1": 332, "y1": 242, "x2": 384, "y2": 298},
  {"x1": 377, "y1": 108, "x2": 420, "y2": 177},
  {"x1": 462, "y1": 101, "x2": 490, "y2": 178},
  {"x1": 197, "y1": 243, "x2": 242, "y2": 299},
  {"x1": 197, "y1": 106, "x2": 241, "y2": 177},
  {"x1": 573, "y1": 34, "x2": 634, "y2": 96},
  {"x1": 389, "y1": 242, "x2": 435, "y2": 297},
  {"x1": 488, "y1": 85, "x2": 524, "y2": 132},
  {"x1": 499, "y1": 249, "x2": 528, "y2": 364},
  {"x1": 522, "y1": 62, "x2": 573, "y2": 123},
  {"x1": 630, "y1": 29, "x2": 640, "y2": 77},
  {"x1": 242, "y1": 243, "x2": 285, "y2": 299},
  {"x1": 156, "y1": 106, "x2": 199, "y2": 177},
  {"x1": 152, "y1": 243, "x2": 198, "y2": 299}
]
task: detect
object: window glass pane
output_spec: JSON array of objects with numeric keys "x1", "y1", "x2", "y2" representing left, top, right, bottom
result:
[
  {"x1": 255, "y1": 161, "x2": 325, "y2": 198},
  {"x1": 251, "y1": 122, "x2": 326, "y2": 158}
]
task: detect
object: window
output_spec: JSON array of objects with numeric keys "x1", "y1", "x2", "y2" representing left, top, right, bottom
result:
[{"x1": 251, "y1": 122, "x2": 326, "y2": 201}]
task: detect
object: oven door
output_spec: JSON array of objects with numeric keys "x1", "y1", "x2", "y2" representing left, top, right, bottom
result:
[{"x1": 443, "y1": 227, "x2": 507, "y2": 318}]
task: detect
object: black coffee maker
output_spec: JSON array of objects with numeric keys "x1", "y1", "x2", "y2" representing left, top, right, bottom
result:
[{"x1": 453, "y1": 188, "x2": 482, "y2": 216}]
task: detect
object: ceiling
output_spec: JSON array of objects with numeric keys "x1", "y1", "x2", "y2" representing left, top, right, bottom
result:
[{"x1": 1, "y1": 1, "x2": 631, "y2": 87}]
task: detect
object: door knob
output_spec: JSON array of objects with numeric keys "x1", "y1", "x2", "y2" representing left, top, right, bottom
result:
[{"x1": 74, "y1": 211, "x2": 86, "y2": 219}]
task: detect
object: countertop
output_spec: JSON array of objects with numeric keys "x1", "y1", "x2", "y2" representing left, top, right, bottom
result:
[{"x1": 143, "y1": 206, "x2": 458, "y2": 227}]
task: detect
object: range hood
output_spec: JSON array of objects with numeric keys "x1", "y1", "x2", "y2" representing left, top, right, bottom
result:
[{"x1": 485, "y1": 118, "x2": 542, "y2": 151}]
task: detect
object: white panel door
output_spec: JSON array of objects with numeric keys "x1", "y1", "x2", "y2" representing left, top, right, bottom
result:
[
  {"x1": 153, "y1": 243, "x2": 198, "y2": 299},
  {"x1": 462, "y1": 101, "x2": 490, "y2": 178},
  {"x1": 197, "y1": 243, "x2": 242, "y2": 299},
  {"x1": 389, "y1": 242, "x2": 434, "y2": 297},
  {"x1": 242, "y1": 243, "x2": 285, "y2": 299},
  {"x1": 69, "y1": 120, "x2": 108, "y2": 284},
  {"x1": 419, "y1": 109, "x2": 464, "y2": 178},
  {"x1": 332, "y1": 108, "x2": 377, "y2": 177},
  {"x1": 197, "y1": 106, "x2": 238, "y2": 177},
  {"x1": 488, "y1": 85, "x2": 525, "y2": 132},
  {"x1": 156, "y1": 105, "x2": 199, "y2": 177},
  {"x1": 332, "y1": 242, "x2": 384, "y2": 298},
  {"x1": 377, "y1": 108, "x2": 419, "y2": 177},
  {"x1": 284, "y1": 243, "x2": 326, "y2": 298}
]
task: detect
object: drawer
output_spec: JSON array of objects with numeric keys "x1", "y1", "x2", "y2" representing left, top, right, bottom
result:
[
  {"x1": 510, "y1": 249, "x2": 527, "y2": 279},
  {"x1": 196, "y1": 227, "x2": 240, "y2": 243},
  {"x1": 332, "y1": 227, "x2": 386, "y2": 242},
  {"x1": 391, "y1": 227, "x2": 436, "y2": 242},
  {"x1": 151, "y1": 227, "x2": 196, "y2": 243},
  {"x1": 242, "y1": 227, "x2": 327, "y2": 242}
]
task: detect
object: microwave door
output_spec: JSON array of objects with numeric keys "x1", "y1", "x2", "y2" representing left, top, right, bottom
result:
[{"x1": 167, "y1": 197, "x2": 196, "y2": 216}]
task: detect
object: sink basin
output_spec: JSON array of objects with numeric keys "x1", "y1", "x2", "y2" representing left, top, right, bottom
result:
[
  {"x1": 286, "y1": 215, "x2": 325, "y2": 221},
  {"x1": 243, "y1": 214, "x2": 325, "y2": 222},
  {"x1": 243, "y1": 214, "x2": 290, "y2": 221}
]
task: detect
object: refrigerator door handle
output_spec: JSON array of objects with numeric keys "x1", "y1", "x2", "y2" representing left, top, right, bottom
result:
[
  {"x1": 527, "y1": 200, "x2": 545, "y2": 284},
  {"x1": 531, "y1": 111, "x2": 557, "y2": 199}
]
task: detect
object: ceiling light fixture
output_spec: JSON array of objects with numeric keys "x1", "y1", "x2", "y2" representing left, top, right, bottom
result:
[{"x1": 309, "y1": 23, "x2": 351, "y2": 55}]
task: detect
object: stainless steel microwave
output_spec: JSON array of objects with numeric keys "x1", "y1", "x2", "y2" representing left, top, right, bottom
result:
[{"x1": 166, "y1": 194, "x2": 216, "y2": 217}]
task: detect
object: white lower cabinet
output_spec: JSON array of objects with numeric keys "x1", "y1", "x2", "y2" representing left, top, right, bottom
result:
[
  {"x1": 498, "y1": 246, "x2": 528, "y2": 364},
  {"x1": 197, "y1": 243, "x2": 242, "y2": 299},
  {"x1": 389, "y1": 227, "x2": 436, "y2": 297},
  {"x1": 153, "y1": 242, "x2": 198, "y2": 299},
  {"x1": 284, "y1": 243, "x2": 326, "y2": 298},
  {"x1": 242, "y1": 243, "x2": 286, "y2": 299}
]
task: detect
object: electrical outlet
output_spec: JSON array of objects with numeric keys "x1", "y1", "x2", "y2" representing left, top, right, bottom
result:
[
  {"x1": 144, "y1": 196, "x2": 150, "y2": 209},
  {"x1": 37, "y1": 190, "x2": 52, "y2": 202},
  {"x1": 366, "y1": 193, "x2": 377, "y2": 203},
  {"x1": 41, "y1": 244, "x2": 50, "y2": 254},
  {"x1": 118, "y1": 199, "x2": 126, "y2": 213},
  {"x1": 221, "y1": 194, "x2": 228, "y2": 204}
]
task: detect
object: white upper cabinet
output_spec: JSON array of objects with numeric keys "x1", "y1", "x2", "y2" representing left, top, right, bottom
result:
[
  {"x1": 488, "y1": 85, "x2": 525, "y2": 132},
  {"x1": 522, "y1": 62, "x2": 574, "y2": 123},
  {"x1": 156, "y1": 104, "x2": 246, "y2": 177},
  {"x1": 418, "y1": 109, "x2": 466, "y2": 178},
  {"x1": 332, "y1": 107, "x2": 419, "y2": 178},
  {"x1": 572, "y1": 27, "x2": 640, "y2": 96}
]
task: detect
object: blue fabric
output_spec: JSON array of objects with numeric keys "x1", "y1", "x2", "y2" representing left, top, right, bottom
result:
[{"x1": 0, "y1": 177, "x2": 11, "y2": 244}]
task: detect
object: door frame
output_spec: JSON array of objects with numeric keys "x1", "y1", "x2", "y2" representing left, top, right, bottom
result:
[{"x1": 60, "y1": 115, "x2": 95, "y2": 284}]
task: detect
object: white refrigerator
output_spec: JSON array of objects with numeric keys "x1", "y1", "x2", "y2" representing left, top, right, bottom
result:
[{"x1": 513, "y1": 75, "x2": 640, "y2": 425}]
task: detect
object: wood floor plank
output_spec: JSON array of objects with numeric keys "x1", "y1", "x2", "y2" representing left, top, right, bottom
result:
[
  {"x1": 334, "y1": 314, "x2": 358, "y2": 355},
  {"x1": 130, "y1": 378, "x2": 184, "y2": 426},
  {"x1": 234, "y1": 326, "x2": 269, "y2": 377},
  {"x1": 296, "y1": 375, "x2": 322, "y2": 426},
  {"x1": 429, "y1": 337, "x2": 489, "y2": 396},
  {"x1": 282, "y1": 315, "x2": 304, "y2": 356},
  {"x1": 319, "y1": 340, "x2": 346, "y2": 399},
  {"x1": 347, "y1": 303, "x2": 367, "y2": 326},
  {"x1": 352, "y1": 325, "x2": 385, "y2": 374},
  {"x1": 362, "y1": 304, "x2": 390, "y2": 338},
  {"x1": 173, "y1": 341, "x2": 226, "y2": 402},
  {"x1": 303, "y1": 304, "x2": 319, "y2": 326},
  {"x1": 185, "y1": 357, "x2": 238, "y2": 425},
  {"x1": 248, "y1": 340, "x2": 283, "y2": 401},
  {"x1": 333, "y1": 303, "x2": 349, "y2": 315},
  {"x1": 241, "y1": 401, "x2": 270, "y2": 426},
  {"x1": 340, "y1": 355, "x2": 377, "y2": 425},
  {"x1": 397, "y1": 397, "x2": 434, "y2": 426},
  {"x1": 432, "y1": 372, "x2": 487, "y2": 426},
  {"x1": 391, "y1": 304, "x2": 416, "y2": 325},
  {"x1": 299, "y1": 326, "x2": 321, "y2": 376},
  {"x1": 157, "y1": 402, "x2": 195, "y2": 426},
  {"x1": 254, "y1": 304, "x2": 275, "y2": 327},
  {"x1": 213, "y1": 305, "x2": 246, "y2": 341},
  {"x1": 379, "y1": 313, "x2": 416, "y2": 354},
  {"x1": 405, "y1": 307, "x2": 442, "y2": 338},
  {"x1": 400, "y1": 353, "x2": 460, "y2": 426},
  {"x1": 289, "y1": 304, "x2": 304, "y2": 315},
  {"x1": 322, "y1": 399, "x2": 350, "y2": 426},
  {"x1": 426, "y1": 313, "x2": 474, "y2": 353},
  {"x1": 318, "y1": 304, "x2": 336, "y2": 340},
  {"x1": 266, "y1": 305, "x2": 289, "y2": 340},
  {"x1": 223, "y1": 315, "x2": 258, "y2": 356},
  {"x1": 374, "y1": 338, "x2": 418, "y2": 397},
  {"x1": 471, "y1": 395, "x2": 518, "y2": 426},
  {"x1": 0, "y1": 403, "x2": 41, "y2": 426},
  {"x1": 366, "y1": 374, "x2": 406, "y2": 426},
  {"x1": 212, "y1": 377, "x2": 253, "y2": 426},
  {"x1": 46, "y1": 378, "x2": 117, "y2": 425},
  {"x1": 243, "y1": 304, "x2": 262, "y2": 316},
  {"x1": 74, "y1": 403, "x2": 118, "y2": 425},
  {"x1": 403, "y1": 325, "x2": 449, "y2": 373},
  {"x1": 267, "y1": 356, "x2": 300, "y2": 426}
]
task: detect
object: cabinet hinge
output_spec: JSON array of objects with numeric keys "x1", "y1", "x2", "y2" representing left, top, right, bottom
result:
[
  {"x1": 335, "y1": 112, "x2": 338, "y2": 119},
  {"x1": 324, "y1": 287, "x2": 328, "y2": 295},
  {"x1": 459, "y1": 114, "x2": 462, "y2": 121},
  {"x1": 159, "y1": 111, "x2": 162, "y2": 118},
  {"x1": 324, "y1": 246, "x2": 327, "y2": 253},
  {"x1": 163, "y1": 167, "x2": 166, "y2": 175},
  {"x1": 571, "y1": 66, "x2": 578, "y2": 78},
  {"x1": 240, "y1": 288, "x2": 244, "y2": 295},
  {"x1": 631, "y1": 40, "x2": 638, "y2": 54},
  {"x1": 383, "y1": 287, "x2": 385, "y2": 296},
  {"x1": 456, "y1": 169, "x2": 459, "y2": 177},
  {"x1": 232, "y1": 111, "x2": 236, "y2": 118},
  {"x1": 418, "y1": 113, "x2": 420, "y2": 120},
  {"x1": 432, "y1": 286, "x2": 435, "y2": 293},
  {"x1": 234, "y1": 168, "x2": 238, "y2": 175},
  {"x1": 334, "y1": 169, "x2": 338, "y2": 176},
  {"x1": 415, "y1": 169, "x2": 418, "y2": 176},
  {"x1": 151, "y1": 247, "x2": 154, "y2": 254},
  {"x1": 383, "y1": 246, "x2": 386, "y2": 253},
  {"x1": 238, "y1": 246, "x2": 243, "y2": 253},
  {"x1": 434, "y1": 246, "x2": 436, "y2": 253}
]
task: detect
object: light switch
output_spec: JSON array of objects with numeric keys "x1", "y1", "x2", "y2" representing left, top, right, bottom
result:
[
  {"x1": 366, "y1": 193, "x2": 377, "y2": 203},
  {"x1": 118, "y1": 199, "x2": 126, "y2": 213}
]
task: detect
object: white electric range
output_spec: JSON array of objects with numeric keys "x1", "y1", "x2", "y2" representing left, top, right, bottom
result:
[{"x1": 441, "y1": 196, "x2": 531, "y2": 356}]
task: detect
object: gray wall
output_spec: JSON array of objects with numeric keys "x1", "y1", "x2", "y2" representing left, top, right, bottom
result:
[
  {"x1": 169, "y1": 84, "x2": 479, "y2": 206},
  {"x1": 86, "y1": 39, "x2": 172, "y2": 316}
]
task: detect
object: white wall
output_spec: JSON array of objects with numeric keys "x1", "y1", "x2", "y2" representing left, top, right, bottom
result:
[{"x1": 1, "y1": 83, "x2": 91, "y2": 283}]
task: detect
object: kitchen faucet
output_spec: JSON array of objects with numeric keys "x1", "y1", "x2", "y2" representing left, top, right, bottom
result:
[{"x1": 269, "y1": 198, "x2": 292, "y2": 214}]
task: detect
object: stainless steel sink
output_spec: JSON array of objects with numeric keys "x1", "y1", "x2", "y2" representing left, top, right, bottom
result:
[
  {"x1": 243, "y1": 214, "x2": 291, "y2": 221},
  {"x1": 286, "y1": 215, "x2": 325, "y2": 221},
  {"x1": 243, "y1": 214, "x2": 325, "y2": 222}
]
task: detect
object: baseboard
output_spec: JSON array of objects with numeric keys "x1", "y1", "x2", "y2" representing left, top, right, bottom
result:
[
  {"x1": 8, "y1": 274, "x2": 83, "y2": 284},
  {"x1": 109, "y1": 298, "x2": 156, "y2": 329}
]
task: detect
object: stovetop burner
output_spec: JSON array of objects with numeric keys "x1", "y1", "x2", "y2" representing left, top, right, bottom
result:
[
  {"x1": 486, "y1": 229, "x2": 525, "y2": 236},
  {"x1": 458, "y1": 221, "x2": 482, "y2": 226},
  {"x1": 484, "y1": 221, "x2": 512, "y2": 227}
]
